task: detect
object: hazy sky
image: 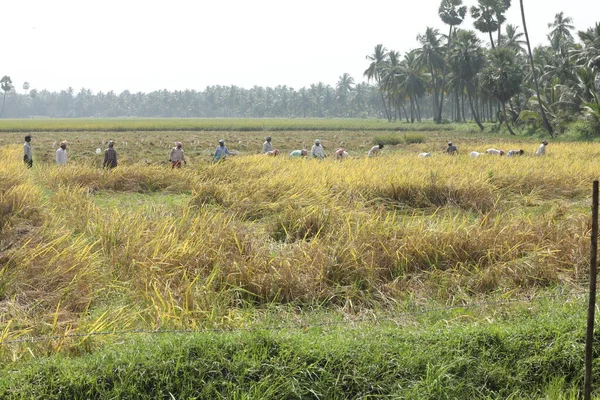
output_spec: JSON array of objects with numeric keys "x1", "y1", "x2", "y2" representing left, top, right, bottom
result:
[{"x1": 2, "y1": 0, "x2": 599, "y2": 94}]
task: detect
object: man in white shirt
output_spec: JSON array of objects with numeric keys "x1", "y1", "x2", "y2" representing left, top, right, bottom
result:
[
  {"x1": 169, "y1": 142, "x2": 186, "y2": 168},
  {"x1": 535, "y1": 141, "x2": 548, "y2": 156},
  {"x1": 368, "y1": 143, "x2": 384, "y2": 157},
  {"x1": 262, "y1": 136, "x2": 273, "y2": 153},
  {"x1": 311, "y1": 139, "x2": 326, "y2": 159},
  {"x1": 23, "y1": 135, "x2": 33, "y2": 168},
  {"x1": 486, "y1": 148, "x2": 505, "y2": 156},
  {"x1": 506, "y1": 149, "x2": 524, "y2": 157},
  {"x1": 56, "y1": 141, "x2": 68, "y2": 165}
]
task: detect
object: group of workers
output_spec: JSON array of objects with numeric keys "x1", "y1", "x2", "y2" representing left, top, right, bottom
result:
[
  {"x1": 433, "y1": 140, "x2": 548, "y2": 158},
  {"x1": 21, "y1": 136, "x2": 238, "y2": 169},
  {"x1": 21, "y1": 135, "x2": 551, "y2": 170},
  {"x1": 418, "y1": 141, "x2": 549, "y2": 158},
  {"x1": 263, "y1": 136, "x2": 385, "y2": 160}
]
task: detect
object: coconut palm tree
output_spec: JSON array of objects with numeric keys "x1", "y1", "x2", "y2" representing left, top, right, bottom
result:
[
  {"x1": 364, "y1": 44, "x2": 391, "y2": 120},
  {"x1": 336, "y1": 73, "x2": 355, "y2": 117},
  {"x1": 548, "y1": 12, "x2": 575, "y2": 53},
  {"x1": 437, "y1": 0, "x2": 467, "y2": 123},
  {"x1": 502, "y1": 24, "x2": 527, "y2": 54},
  {"x1": 519, "y1": 0, "x2": 553, "y2": 135},
  {"x1": 447, "y1": 30, "x2": 486, "y2": 130},
  {"x1": 415, "y1": 27, "x2": 445, "y2": 120},
  {"x1": 574, "y1": 22, "x2": 600, "y2": 71},
  {"x1": 479, "y1": 47, "x2": 524, "y2": 134}
]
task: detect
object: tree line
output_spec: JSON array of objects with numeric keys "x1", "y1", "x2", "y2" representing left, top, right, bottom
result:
[{"x1": 0, "y1": 0, "x2": 599, "y2": 136}]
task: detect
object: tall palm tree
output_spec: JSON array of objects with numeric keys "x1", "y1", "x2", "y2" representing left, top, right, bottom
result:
[
  {"x1": 364, "y1": 44, "x2": 391, "y2": 120},
  {"x1": 574, "y1": 23, "x2": 600, "y2": 71},
  {"x1": 0, "y1": 76, "x2": 13, "y2": 118},
  {"x1": 470, "y1": 0, "x2": 512, "y2": 49},
  {"x1": 336, "y1": 73, "x2": 355, "y2": 117},
  {"x1": 479, "y1": 47, "x2": 524, "y2": 134},
  {"x1": 519, "y1": 0, "x2": 553, "y2": 135},
  {"x1": 415, "y1": 27, "x2": 445, "y2": 120},
  {"x1": 502, "y1": 24, "x2": 527, "y2": 54},
  {"x1": 548, "y1": 12, "x2": 575, "y2": 53},
  {"x1": 437, "y1": 0, "x2": 467, "y2": 123},
  {"x1": 471, "y1": 0, "x2": 500, "y2": 49},
  {"x1": 399, "y1": 51, "x2": 427, "y2": 122},
  {"x1": 447, "y1": 30, "x2": 486, "y2": 130}
]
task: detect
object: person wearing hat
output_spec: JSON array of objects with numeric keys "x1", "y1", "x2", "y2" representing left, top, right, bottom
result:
[
  {"x1": 446, "y1": 141, "x2": 458, "y2": 155},
  {"x1": 213, "y1": 139, "x2": 234, "y2": 162},
  {"x1": 311, "y1": 139, "x2": 326, "y2": 159},
  {"x1": 368, "y1": 143, "x2": 384, "y2": 157},
  {"x1": 169, "y1": 142, "x2": 186, "y2": 168},
  {"x1": 23, "y1": 135, "x2": 33, "y2": 168},
  {"x1": 56, "y1": 141, "x2": 68, "y2": 165},
  {"x1": 262, "y1": 136, "x2": 273, "y2": 153},
  {"x1": 535, "y1": 140, "x2": 548, "y2": 156},
  {"x1": 103, "y1": 141, "x2": 118, "y2": 169}
]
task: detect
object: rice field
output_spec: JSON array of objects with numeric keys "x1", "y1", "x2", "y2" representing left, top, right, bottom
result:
[{"x1": 1, "y1": 121, "x2": 598, "y2": 397}]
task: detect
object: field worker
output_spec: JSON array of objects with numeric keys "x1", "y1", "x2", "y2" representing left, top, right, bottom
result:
[
  {"x1": 335, "y1": 148, "x2": 349, "y2": 160},
  {"x1": 169, "y1": 142, "x2": 186, "y2": 168},
  {"x1": 535, "y1": 140, "x2": 548, "y2": 156},
  {"x1": 265, "y1": 149, "x2": 280, "y2": 156},
  {"x1": 506, "y1": 149, "x2": 525, "y2": 157},
  {"x1": 311, "y1": 139, "x2": 326, "y2": 159},
  {"x1": 446, "y1": 141, "x2": 458, "y2": 155},
  {"x1": 486, "y1": 148, "x2": 505, "y2": 156},
  {"x1": 289, "y1": 149, "x2": 308, "y2": 157},
  {"x1": 23, "y1": 135, "x2": 33, "y2": 168},
  {"x1": 214, "y1": 139, "x2": 234, "y2": 162},
  {"x1": 56, "y1": 141, "x2": 68, "y2": 165},
  {"x1": 368, "y1": 143, "x2": 384, "y2": 157},
  {"x1": 262, "y1": 136, "x2": 273, "y2": 153},
  {"x1": 470, "y1": 151, "x2": 483, "y2": 158},
  {"x1": 103, "y1": 141, "x2": 118, "y2": 169},
  {"x1": 418, "y1": 152, "x2": 432, "y2": 158}
]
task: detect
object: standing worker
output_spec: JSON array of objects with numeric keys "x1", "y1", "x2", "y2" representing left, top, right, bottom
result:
[
  {"x1": 535, "y1": 140, "x2": 548, "y2": 156},
  {"x1": 262, "y1": 136, "x2": 273, "y2": 153},
  {"x1": 169, "y1": 142, "x2": 186, "y2": 168},
  {"x1": 23, "y1": 135, "x2": 33, "y2": 168},
  {"x1": 446, "y1": 141, "x2": 458, "y2": 155},
  {"x1": 311, "y1": 139, "x2": 326, "y2": 159},
  {"x1": 214, "y1": 139, "x2": 234, "y2": 162},
  {"x1": 103, "y1": 141, "x2": 118, "y2": 169},
  {"x1": 56, "y1": 141, "x2": 68, "y2": 165}
]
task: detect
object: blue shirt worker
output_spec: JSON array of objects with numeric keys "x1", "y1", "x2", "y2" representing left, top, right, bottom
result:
[{"x1": 214, "y1": 140, "x2": 234, "y2": 162}]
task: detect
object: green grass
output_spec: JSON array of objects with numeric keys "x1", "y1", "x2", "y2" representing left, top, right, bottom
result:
[
  {"x1": 0, "y1": 118, "x2": 495, "y2": 133},
  {"x1": 0, "y1": 296, "x2": 593, "y2": 399}
]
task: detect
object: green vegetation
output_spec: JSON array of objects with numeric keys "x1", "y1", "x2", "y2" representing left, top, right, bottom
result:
[
  {"x1": 0, "y1": 118, "x2": 458, "y2": 133},
  {"x1": 0, "y1": 298, "x2": 592, "y2": 399}
]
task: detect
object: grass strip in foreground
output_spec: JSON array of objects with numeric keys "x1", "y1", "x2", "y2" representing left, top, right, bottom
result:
[{"x1": 0, "y1": 300, "x2": 593, "y2": 399}]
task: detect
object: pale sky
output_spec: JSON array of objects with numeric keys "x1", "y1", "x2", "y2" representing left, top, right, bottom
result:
[{"x1": 2, "y1": 0, "x2": 599, "y2": 94}]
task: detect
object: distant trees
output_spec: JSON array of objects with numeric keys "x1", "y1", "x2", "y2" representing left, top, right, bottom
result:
[
  {"x1": 479, "y1": 47, "x2": 524, "y2": 134},
  {"x1": 0, "y1": 76, "x2": 13, "y2": 118},
  {"x1": 0, "y1": 5, "x2": 598, "y2": 139}
]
